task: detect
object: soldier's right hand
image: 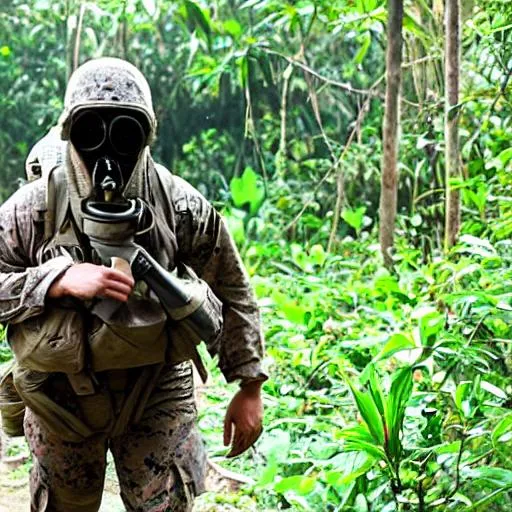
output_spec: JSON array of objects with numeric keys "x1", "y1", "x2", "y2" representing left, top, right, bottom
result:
[{"x1": 48, "y1": 263, "x2": 135, "y2": 302}]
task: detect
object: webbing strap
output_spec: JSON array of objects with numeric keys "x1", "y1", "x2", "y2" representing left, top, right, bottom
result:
[{"x1": 44, "y1": 165, "x2": 70, "y2": 243}]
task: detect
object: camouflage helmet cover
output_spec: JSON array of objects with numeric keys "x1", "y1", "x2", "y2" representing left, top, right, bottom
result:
[{"x1": 60, "y1": 57, "x2": 157, "y2": 144}]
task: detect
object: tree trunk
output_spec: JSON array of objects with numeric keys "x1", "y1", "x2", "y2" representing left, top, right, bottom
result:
[
  {"x1": 379, "y1": 0, "x2": 403, "y2": 267},
  {"x1": 444, "y1": 0, "x2": 461, "y2": 250}
]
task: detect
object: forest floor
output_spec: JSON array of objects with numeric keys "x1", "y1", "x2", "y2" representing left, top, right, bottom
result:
[{"x1": 0, "y1": 453, "x2": 248, "y2": 512}]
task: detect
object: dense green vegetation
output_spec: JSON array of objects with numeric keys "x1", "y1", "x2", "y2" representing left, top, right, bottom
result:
[{"x1": 1, "y1": 0, "x2": 511, "y2": 510}]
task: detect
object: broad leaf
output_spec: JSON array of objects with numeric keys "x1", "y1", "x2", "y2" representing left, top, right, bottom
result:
[{"x1": 230, "y1": 166, "x2": 265, "y2": 215}]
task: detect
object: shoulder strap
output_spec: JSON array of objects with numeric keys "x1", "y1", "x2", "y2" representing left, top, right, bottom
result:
[
  {"x1": 44, "y1": 166, "x2": 69, "y2": 242},
  {"x1": 152, "y1": 163, "x2": 176, "y2": 211}
]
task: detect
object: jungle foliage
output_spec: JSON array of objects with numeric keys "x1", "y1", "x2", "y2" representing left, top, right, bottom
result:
[{"x1": 0, "y1": 0, "x2": 511, "y2": 511}]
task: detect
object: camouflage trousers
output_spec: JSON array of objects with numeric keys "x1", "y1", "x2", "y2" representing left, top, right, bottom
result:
[{"x1": 24, "y1": 362, "x2": 206, "y2": 512}]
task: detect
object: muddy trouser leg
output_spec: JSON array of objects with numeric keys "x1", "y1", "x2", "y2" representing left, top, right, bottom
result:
[
  {"x1": 110, "y1": 362, "x2": 207, "y2": 512},
  {"x1": 24, "y1": 408, "x2": 107, "y2": 512}
]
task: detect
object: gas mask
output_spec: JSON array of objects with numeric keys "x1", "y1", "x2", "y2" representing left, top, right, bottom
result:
[{"x1": 69, "y1": 107, "x2": 150, "y2": 200}]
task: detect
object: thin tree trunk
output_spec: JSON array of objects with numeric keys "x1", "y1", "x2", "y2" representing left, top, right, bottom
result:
[
  {"x1": 65, "y1": 0, "x2": 75, "y2": 81},
  {"x1": 379, "y1": 0, "x2": 403, "y2": 267},
  {"x1": 276, "y1": 64, "x2": 292, "y2": 177},
  {"x1": 73, "y1": 2, "x2": 86, "y2": 72},
  {"x1": 444, "y1": 0, "x2": 461, "y2": 250},
  {"x1": 328, "y1": 165, "x2": 345, "y2": 253}
]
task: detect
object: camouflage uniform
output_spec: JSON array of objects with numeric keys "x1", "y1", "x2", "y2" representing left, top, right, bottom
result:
[{"x1": 0, "y1": 58, "x2": 266, "y2": 511}]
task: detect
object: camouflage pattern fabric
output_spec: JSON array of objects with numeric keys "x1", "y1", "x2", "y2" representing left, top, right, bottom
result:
[{"x1": 25, "y1": 362, "x2": 205, "y2": 512}]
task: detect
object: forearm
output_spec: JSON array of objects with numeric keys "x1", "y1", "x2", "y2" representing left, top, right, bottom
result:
[
  {"x1": 0, "y1": 256, "x2": 73, "y2": 324},
  {"x1": 198, "y1": 224, "x2": 267, "y2": 384}
]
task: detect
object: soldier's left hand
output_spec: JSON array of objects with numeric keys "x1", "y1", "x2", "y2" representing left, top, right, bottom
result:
[{"x1": 223, "y1": 381, "x2": 263, "y2": 458}]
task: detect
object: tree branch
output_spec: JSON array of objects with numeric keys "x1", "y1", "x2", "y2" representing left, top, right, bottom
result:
[{"x1": 285, "y1": 75, "x2": 383, "y2": 233}]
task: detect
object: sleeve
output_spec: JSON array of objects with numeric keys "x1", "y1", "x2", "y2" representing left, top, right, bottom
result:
[
  {"x1": 173, "y1": 178, "x2": 268, "y2": 384},
  {"x1": 0, "y1": 184, "x2": 73, "y2": 324}
]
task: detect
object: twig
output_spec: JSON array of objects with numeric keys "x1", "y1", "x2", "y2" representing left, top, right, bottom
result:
[
  {"x1": 244, "y1": 84, "x2": 268, "y2": 193},
  {"x1": 328, "y1": 165, "x2": 346, "y2": 253},
  {"x1": 266, "y1": 49, "x2": 440, "y2": 96},
  {"x1": 489, "y1": 65, "x2": 512, "y2": 113},
  {"x1": 207, "y1": 458, "x2": 255, "y2": 486},
  {"x1": 285, "y1": 75, "x2": 383, "y2": 233},
  {"x1": 418, "y1": 475, "x2": 425, "y2": 512},
  {"x1": 417, "y1": 451, "x2": 433, "y2": 512},
  {"x1": 447, "y1": 433, "x2": 466, "y2": 500},
  {"x1": 436, "y1": 313, "x2": 490, "y2": 391},
  {"x1": 265, "y1": 48, "x2": 381, "y2": 97},
  {"x1": 304, "y1": 360, "x2": 332, "y2": 389},
  {"x1": 295, "y1": 41, "x2": 348, "y2": 251},
  {"x1": 402, "y1": 54, "x2": 442, "y2": 68}
]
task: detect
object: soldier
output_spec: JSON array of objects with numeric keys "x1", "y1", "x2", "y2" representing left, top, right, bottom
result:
[{"x1": 0, "y1": 57, "x2": 267, "y2": 511}]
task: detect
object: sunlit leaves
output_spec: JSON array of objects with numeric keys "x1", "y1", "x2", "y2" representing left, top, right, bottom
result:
[
  {"x1": 418, "y1": 311, "x2": 444, "y2": 347},
  {"x1": 340, "y1": 364, "x2": 413, "y2": 467},
  {"x1": 230, "y1": 166, "x2": 265, "y2": 215}
]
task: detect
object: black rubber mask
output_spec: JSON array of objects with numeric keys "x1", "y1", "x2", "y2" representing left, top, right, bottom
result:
[{"x1": 69, "y1": 108, "x2": 149, "y2": 198}]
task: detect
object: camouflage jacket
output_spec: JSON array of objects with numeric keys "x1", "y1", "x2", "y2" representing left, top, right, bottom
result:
[{"x1": 0, "y1": 166, "x2": 267, "y2": 385}]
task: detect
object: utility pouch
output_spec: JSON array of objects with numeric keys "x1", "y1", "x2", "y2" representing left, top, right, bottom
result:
[
  {"x1": 0, "y1": 363, "x2": 25, "y2": 437},
  {"x1": 89, "y1": 296, "x2": 167, "y2": 372},
  {"x1": 8, "y1": 307, "x2": 85, "y2": 375}
]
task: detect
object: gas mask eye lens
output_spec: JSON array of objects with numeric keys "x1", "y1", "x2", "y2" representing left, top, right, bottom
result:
[
  {"x1": 70, "y1": 110, "x2": 107, "y2": 152},
  {"x1": 109, "y1": 115, "x2": 146, "y2": 157}
]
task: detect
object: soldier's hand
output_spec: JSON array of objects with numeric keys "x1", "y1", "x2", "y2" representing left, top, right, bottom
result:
[
  {"x1": 223, "y1": 381, "x2": 263, "y2": 458},
  {"x1": 48, "y1": 263, "x2": 135, "y2": 302}
]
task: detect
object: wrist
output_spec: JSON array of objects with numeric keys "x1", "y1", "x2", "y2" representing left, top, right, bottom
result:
[
  {"x1": 48, "y1": 279, "x2": 65, "y2": 299},
  {"x1": 48, "y1": 268, "x2": 71, "y2": 299},
  {"x1": 239, "y1": 379, "x2": 263, "y2": 395}
]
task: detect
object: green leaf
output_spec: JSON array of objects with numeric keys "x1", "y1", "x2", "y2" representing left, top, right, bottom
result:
[
  {"x1": 338, "y1": 425, "x2": 375, "y2": 444},
  {"x1": 496, "y1": 147, "x2": 512, "y2": 168},
  {"x1": 338, "y1": 427, "x2": 387, "y2": 460},
  {"x1": 353, "y1": 32, "x2": 371, "y2": 65},
  {"x1": 274, "y1": 476, "x2": 316, "y2": 495},
  {"x1": 223, "y1": 18, "x2": 242, "y2": 38},
  {"x1": 492, "y1": 415, "x2": 512, "y2": 445},
  {"x1": 257, "y1": 428, "x2": 291, "y2": 487},
  {"x1": 342, "y1": 374, "x2": 385, "y2": 446},
  {"x1": 230, "y1": 166, "x2": 265, "y2": 215},
  {"x1": 466, "y1": 466, "x2": 512, "y2": 488},
  {"x1": 324, "y1": 452, "x2": 375, "y2": 486},
  {"x1": 419, "y1": 311, "x2": 444, "y2": 347},
  {"x1": 222, "y1": 208, "x2": 246, "y2": 246},
  {"x1": 480, "y1": 381, "x2": 507, "y2": 400},
  {"x1": 366, "y1": 364, "x2": 385, "y2": 418},
  {"x1": 309, "y1": 244, "x2": 327, "y2": 266},
  {"x1": 272, "y1": 291, "x2": 307, "y2": 325},
  {"x1": 343, "y1": 440, "x2": 387, "y2": 461},
  {"x1": 465, "y1": 486, "x2": 512, "y2": 511},
  {"x1": 183, "y1": 0, "x2": 212, "y2": 45},
  {"x1": 454, "y1": 381, "x2": 473, "y2": 418},
  {"x1": 377, "y1": 333, "x2": 416, "y2": 360},
  {"x1": 342, "y1": 206, "x2": 367, "y2": 234},
  {"x1": 385, "y1": 367, "x2": 413, "y2": 461}
]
